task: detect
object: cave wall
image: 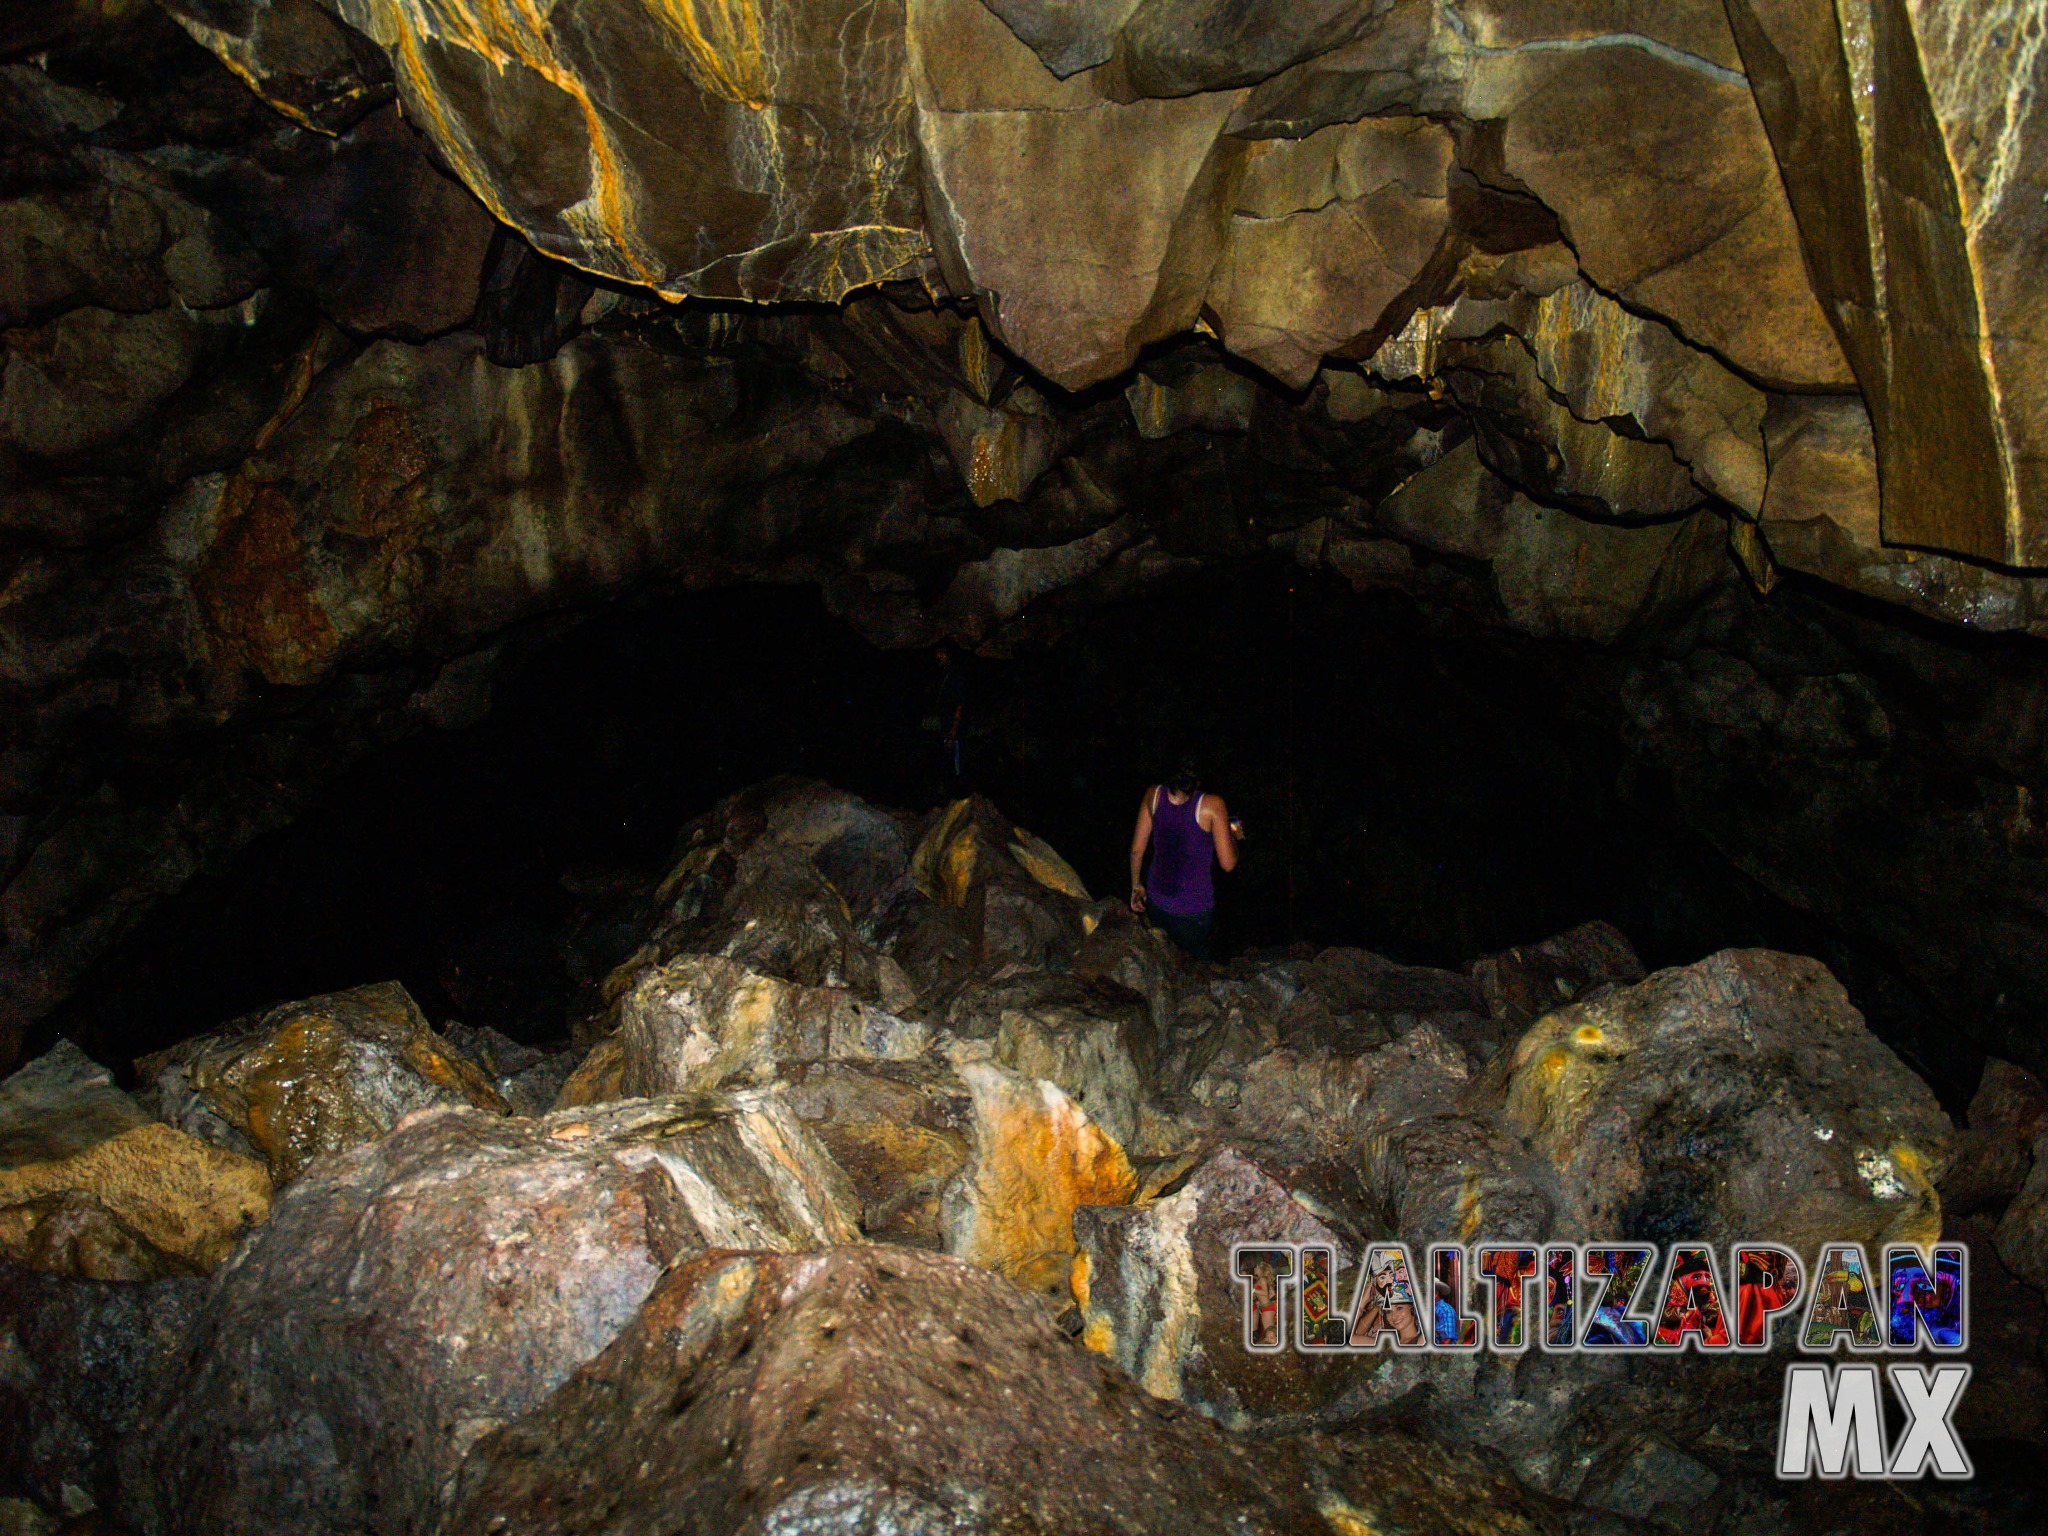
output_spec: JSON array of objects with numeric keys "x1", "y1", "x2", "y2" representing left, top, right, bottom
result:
[{"x1": 7, "y1": 0, "x2": 2048, "y2": 1088}]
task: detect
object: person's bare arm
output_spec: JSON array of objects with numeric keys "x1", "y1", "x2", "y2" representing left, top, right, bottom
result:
[
  {"x1": 1129, "y1": 787, "x2": 1155, "y2": 912},
  {"x1": 1202, "y1": 794, "x2": 1240, "y2": 872}
]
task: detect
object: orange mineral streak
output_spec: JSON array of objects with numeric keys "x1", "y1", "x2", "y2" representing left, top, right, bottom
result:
[{"x1": 383, "y1": 0, "x2": 659, "y2": 284}]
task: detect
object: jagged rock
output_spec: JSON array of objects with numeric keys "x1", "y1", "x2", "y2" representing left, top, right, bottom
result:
[
  {"x1": 894, "y1": 794, "x2": 1095, "y2": 989},
  {"x1": 1072, "y1": 1147, "x2": 1361, "y2": 1427},
  {"x1": 119, "y1": 1092, "x2": 860, "y2": 1536},
  {"x1": 1756, "y1": 393, "x2": 2048, "y2": 633},
  {"x1": 159, "y1": 0, "x2": 394, "y2": 133},
  {"x1": 619, "y1": 779, "x2": 921, "y2": 1002},
  {"x1": 1503, "y1": 949, "x2": 1952, "y2": 1253},
  {"x1": 444, "y1": 1245, "x2": 1565, "y2": 1536},
  {"x1": 612, "y1": 954, "x2": 930, "y2": 1096},
  {"x1": 1727, "y1": 0, "x2": 2048, "y2": 566},
  {"x1": 1468, "y1": 920, "x2": 1647, "y2": 1044},
  {"x1": 137, "y1": 980, "x2": 506, "y2": 1184},
  {"x1": 780, "y1": 1059, "x2": 973, "y2": 1246},
  {"x1": 0, "y1": 1190, "x2": 197, "y2": 1283},
  {"x1": 0, "y1": 1041, "x2": 269, "y2": 1271},
  {"x1": 0, "y1": 1262, "x2": 205, "y2": 1513},
  {"x1": 440, "y1": 1022, "x2": 582, "y2": 1118},
  {"x1": 993, "y1": 994, "x2": 1158, "y2": 1153},
  {"x1": 1362, "y1": 1113, "x2": 1557, "y2": 1247},
  {"x1": 940, "y1": 1056, "x2": 1137, "y2": 1296},
  {"x1": 1193, "y1": 1025, "x2": 1472, "y2": 1173},
  {"x1": 1942, "y1": 1059, "x2": 2048, "y2": 1216}
]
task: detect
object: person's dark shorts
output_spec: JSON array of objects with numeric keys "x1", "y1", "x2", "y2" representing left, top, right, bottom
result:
[{"x1": 1150, "y1": 906, "x2": 1214, "y2": 961}]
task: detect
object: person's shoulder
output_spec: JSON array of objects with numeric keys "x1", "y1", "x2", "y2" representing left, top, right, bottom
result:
[{"x1": 1200, "y1": 790, "x2": 1228, "y2": 818}]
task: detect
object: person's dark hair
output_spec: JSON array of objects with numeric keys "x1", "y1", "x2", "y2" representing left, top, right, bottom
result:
[{"x1": 1167, "y1": 761, "x2": 1202, "y2": 797}]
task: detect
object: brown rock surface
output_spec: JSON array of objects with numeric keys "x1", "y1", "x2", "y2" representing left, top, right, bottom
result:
[
  {"x1": 138, "y1": 980, "x2": 506, "y2": 1183},
  {"x1": 444, "y1": 1245, "x2": 1566, "y2": 1536},
  {"x1": 0, "y1": 1042, "x2": 269, "y2": 1271},
  {"x1": 1072, "y1": 1146, "x2": 1361, "y2": 1427},
  {"x1": 1504, "y1": 949, "x2": 1952, "y2": 1255},
  {"x1": 119, "y1": 1092, "x2": 860, "y2": 1536},
  {"x1": 0, "y1": 1262, "x2": 205, "y2": 1513},
  {"x1": 940, "y1": 1056, "x2": 1138, "y2": 1296}
]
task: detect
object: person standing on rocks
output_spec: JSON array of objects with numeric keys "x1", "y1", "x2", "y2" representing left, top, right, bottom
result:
[{"x1": 1128, "y1": 763, "x2": 1240, "y2": 961}]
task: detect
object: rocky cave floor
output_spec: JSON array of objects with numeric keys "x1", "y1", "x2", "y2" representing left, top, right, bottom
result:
[
  {"x1": 12, "y1": 0, "x2": 2048, "y2": 1530},
  {"x1": 6, "y1": 769, "x2": 2048, "y2": 1536}
]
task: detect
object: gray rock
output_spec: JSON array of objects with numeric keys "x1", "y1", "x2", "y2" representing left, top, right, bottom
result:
[
  {"x1": 118, "y1": 1093, "x2": 860, "y2": 1536},
  {"x1": 1503, "y1": 950, "x2": 1952, "y2": 1255}
]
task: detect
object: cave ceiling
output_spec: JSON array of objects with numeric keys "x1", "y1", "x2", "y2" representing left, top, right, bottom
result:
[{"x1": 7, "y1": 0, "x2": 2048, "y2": 1059}]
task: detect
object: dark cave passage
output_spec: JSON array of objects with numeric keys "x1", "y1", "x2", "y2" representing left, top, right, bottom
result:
[{"x1": 44, "y1": 564, "x2": 1957, "y2": 1104}]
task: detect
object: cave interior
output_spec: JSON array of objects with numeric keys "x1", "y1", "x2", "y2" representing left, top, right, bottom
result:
[{"x1": 6, "y1": 2, "x2": 2048, "y2": 1533}]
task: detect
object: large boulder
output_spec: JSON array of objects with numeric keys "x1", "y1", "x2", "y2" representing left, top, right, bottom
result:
[
  {"x1": 137, "y1": 981, "x2": 506, "y2": 1184},
  {"x1": 779, "y1": 1060, "x2": 973, "y2": 1247},
  {"x1": 612, "y1": 954, "x2": 930, "y2": 1096},
  {"x1": 1502, "y1": 949, "x2": 1952, "y2": 1253},
  {"x1": 0, "y1": 1263, "x2": 205, "y2": 1513},
  {"x1": 1072, "y1": 1147, "x2": 1364, "y2": 1429},
  {"x1": 939, "y1": 1056, "x2": 1138, "y2": 1297},
  {"x1": 0, "y1": 1041, "x2": 269, "y2": 1273},
  {"x1": 443, "y1": 1245, "x2": 1566, "y2": 1536},
  {"x1": 118, "y1": 1093, "x2": 860, "y2": 1536},
  {"x1": 1942, "y1": 1059, "x2": 2048, "y2": 1216},
  {"x1": 1467, "y1": 920, "x2": 1647, "y2": 1044},
  {"x1": 1996, "y1": 1131, "x2": 2048, "y2": 1296}
]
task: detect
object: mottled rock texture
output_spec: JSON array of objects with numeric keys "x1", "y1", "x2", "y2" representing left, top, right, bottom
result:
[
  {"x1": 137, "y1": 980, "x2": 504, "y2": 1182},
  {"x1": 119, "y1": 1093, "x2": 859, "y2": 1536},
  {"x1": 0, "y1": 1041, "x2": 269, "y2": 1272},
  {"x1": 1504, "y1": 949, "x2": 1953, "y2": 1255},
  {"x1": 443, "y1": 1245, "x2": 1566, "y2": 1536},
  {"x1": 14, "y1": 0, "x2": 2048, "y2": 1085}
]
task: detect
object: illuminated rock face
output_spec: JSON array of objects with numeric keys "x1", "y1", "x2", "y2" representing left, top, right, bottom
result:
[{"x1": 1503, "y1": 948, "x2": 1955, "y2": 1257}]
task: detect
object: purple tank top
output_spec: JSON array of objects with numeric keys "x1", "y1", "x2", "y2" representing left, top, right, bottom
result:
[{"x1": 1146, "y1": 787, "x2": 1215, "y2": 916}]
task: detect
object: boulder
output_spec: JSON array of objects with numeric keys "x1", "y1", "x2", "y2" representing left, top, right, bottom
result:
[
  {"x1": 779, "y1": 1060, "x2": 973, "y2": 1246},
  {"x1": 439, "y1": 1022, "x2": 583, "y2": 1118},
  {"x1": 1503, "y1": 950, "x2": 1952, "y2": 1253},
  {"x1": 0, "y1": 1041, "x2": 269, "y2": 1272},
  {"x1": 940, "y1": 1057, "x2": 1138, "y2": 1297},
  {"x1": 0, "y1": 1262, "x2": 205, "y2": 1513},
  {"x1": 137, "y1": 980, "x2": 506, "y2": 1184},
  {"x1": 994, "y1": 994, "x2": 1159, "y2": 1153},
  {"x1": 1192, "y1": 1025, "x2": 1472, "y2": 1170},
  {"x1": 119, "y1": 1093, "x2": 860, "y2": 1536},
  {"x1": 1072, "y1": 1147, "x2": 1363, "y2": 1428},
  {"x1": 1362, "y1": 1114, "x2": 1557, "y2": 1247},
  {"x1": 612, "y1": 954, "x2": 930, "y2": 1097},
  {"x1": 1942, "y1": 1059, "x2": 2048, "y2": 1216},
  {"x1": 0, "y1": 1190, "x2": 197, "y2": 1283},
  {"x1": 444, "y1": 1245, "x2": 1565, "y2": 1536}
]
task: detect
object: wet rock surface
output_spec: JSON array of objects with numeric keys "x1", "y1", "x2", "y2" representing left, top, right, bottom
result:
[{"x1": 136, "y1": 980, "x2": 504, "y2": 1183}]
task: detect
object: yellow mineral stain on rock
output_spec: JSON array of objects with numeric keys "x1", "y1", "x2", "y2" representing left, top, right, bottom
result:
[
  {"x1": 910, "y1": 799, "x2": 978, "y2": 905},
  {"x1": 1573, "y1": 1024, "x2": 1605, "y2": 1048},
  {"x1": 1070, "y1": 1247, "x2": 1092, "y2": 1309},
  {"x1": 1081, "y1": 1313, "x2": 1115, "y2": 1355},
  {"x1": 1877, "y1": 1142, "x2": 1944, "y2": 1249},
  {"x1": 1008, "y1": 827, "x2": 1090, "y2": 902},
  {"x1": 948, "y1": 1062, "x2": 1136, "y2": 1296},
  {"x1": 0, "y1": 1123, "x2": 270, "y2": 1271},
  {"x1": 1316, "y1": 1498, "x2": 1383, "y2": 1536}
]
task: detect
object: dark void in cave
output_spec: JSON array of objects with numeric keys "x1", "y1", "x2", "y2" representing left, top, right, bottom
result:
[{"x1": 7, "y1": 3, "x2": 2048, "y2": 1534}]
